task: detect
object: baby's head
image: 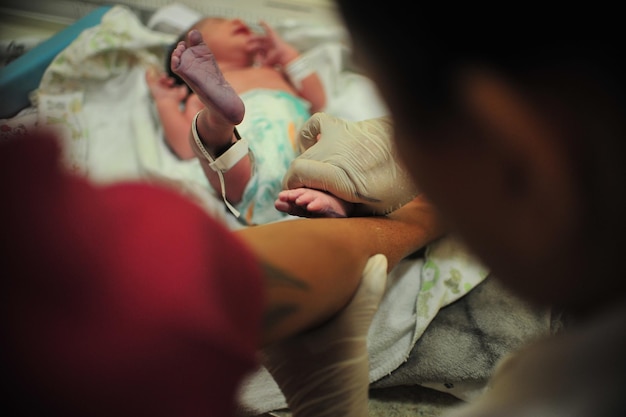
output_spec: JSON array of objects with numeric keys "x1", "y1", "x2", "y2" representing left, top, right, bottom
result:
[
  {"x1": 166, "y1": 16, "x2": 258, "y2": 88},
  {"x1": 192, "y1": 17, "x2": 258, "y2": 65}
]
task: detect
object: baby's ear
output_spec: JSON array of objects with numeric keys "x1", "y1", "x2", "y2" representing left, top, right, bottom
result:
[{"x1": 459, "y1": 68, "x2": 580, "y2": 257}]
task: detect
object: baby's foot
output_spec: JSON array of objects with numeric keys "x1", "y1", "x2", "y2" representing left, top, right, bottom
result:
[
  {"x1": 171, "y1": 29, "x2": 245, "y2": 125},
  {"x1": 274, "y1": 188, "x2": 354, "y2": 218},
  {"x1": 262, "y1": 254, "x2": 388, "y2": 417}
]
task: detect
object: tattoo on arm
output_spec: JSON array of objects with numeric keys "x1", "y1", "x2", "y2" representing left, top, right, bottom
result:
[{"x1": 260, "y1": 262, "x2": 309, "y2": 333}]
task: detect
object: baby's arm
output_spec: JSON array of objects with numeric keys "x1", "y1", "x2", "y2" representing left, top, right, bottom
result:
[
  {"x1": 145, "y1": 68, "x2": 201, "y2": 159},
  {"x1": 286, "y1": 56, "x2": 327, "y2": 114},
  {"x1": 256, "y1": 21, "x2": 327, "y2": 113}
]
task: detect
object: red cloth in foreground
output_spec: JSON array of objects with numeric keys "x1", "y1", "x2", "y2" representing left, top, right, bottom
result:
[{"x1": 1, "y1": 132, "x2": 264, "y2": 416}]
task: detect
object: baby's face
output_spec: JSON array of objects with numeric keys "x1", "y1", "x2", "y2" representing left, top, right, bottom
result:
[{"x1": 198, "y1": 18, "x2": 257, "y2": 64}]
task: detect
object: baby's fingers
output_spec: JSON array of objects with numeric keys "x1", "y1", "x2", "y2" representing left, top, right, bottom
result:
[
  {"x1": 245, "y1": 36, "x2": 267, "y2": 54},
  {"x1": 258, "y1": 20, "x2": 274, "y2": 35}
]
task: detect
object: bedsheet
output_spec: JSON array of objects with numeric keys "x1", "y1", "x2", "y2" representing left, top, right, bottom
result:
[{"x1": 0, "y1": 4, "x2": 557, "y2": 416}]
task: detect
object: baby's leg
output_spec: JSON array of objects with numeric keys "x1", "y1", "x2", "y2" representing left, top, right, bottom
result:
[
  {"x1": 262, "y1": 254, "x2": 388, "y2": 417},
  {"x1": 274, "y1": 188, "x2": 354, "y2": 218},
  {"x1": 171, "y1": 29, "x2": 250, "y2": 205}
]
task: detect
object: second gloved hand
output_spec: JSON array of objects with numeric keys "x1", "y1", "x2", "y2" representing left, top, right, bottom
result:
[{"x1": 283, "y1": 113, "x2": 419, "y2": 215}]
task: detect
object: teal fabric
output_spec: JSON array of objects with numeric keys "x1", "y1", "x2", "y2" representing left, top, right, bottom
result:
[{"x1": 0, "y1": 6, "x2": 112, "y2": 118}]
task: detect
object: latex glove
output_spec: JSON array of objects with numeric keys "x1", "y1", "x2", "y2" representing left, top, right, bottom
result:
[
  {"x1": 262, "y1": 254, "x2": 388, "y2": 417},
  {"x1": 283, "y1": 113, "x2": 419, "y2": 215}
]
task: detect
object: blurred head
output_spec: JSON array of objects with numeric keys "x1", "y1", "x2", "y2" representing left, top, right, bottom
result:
[{"x1": 336, "y1": 2, "x2": 626, "y2": 315}]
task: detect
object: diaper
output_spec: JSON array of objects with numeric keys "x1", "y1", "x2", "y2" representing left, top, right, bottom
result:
[{"x1": 235, "y1": 89, "x2": 311, "y2": 226}]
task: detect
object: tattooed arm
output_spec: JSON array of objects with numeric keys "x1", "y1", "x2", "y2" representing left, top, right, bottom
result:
[{"x1": 235, "y1": 194, "x2": 445, "y2": 345}]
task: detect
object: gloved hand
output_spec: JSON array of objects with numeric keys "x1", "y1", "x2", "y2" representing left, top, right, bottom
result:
[
  {"x1": 283, "y1": 113, "x2": 419, "y2": 215},
  {"x1": 262, "y1": 254, "x2": 388, "y2": 417}
]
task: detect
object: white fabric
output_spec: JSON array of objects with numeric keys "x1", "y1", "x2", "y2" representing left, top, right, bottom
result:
[{"x1": 146, "y1": 3, "x2": 202, "y2": 34}]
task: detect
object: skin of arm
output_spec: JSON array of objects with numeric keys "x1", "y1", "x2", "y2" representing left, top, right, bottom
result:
[
  {"x1": 235, "y1": 194, "x2": 445, "y2": 346},
  {"x1": 257, "y1": 21, "x2": 327, "y2": 113},
  {"x1": 288, "y1": 60, "x2": 327, "y2": 114},
  {"x1": 146, "y1": 68, "x2": 203, "y2": 159}
]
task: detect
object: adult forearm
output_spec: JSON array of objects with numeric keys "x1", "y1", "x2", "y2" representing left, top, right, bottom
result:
[{"x1": 235, "y1": 194, "x2": 445, "y2": 345}]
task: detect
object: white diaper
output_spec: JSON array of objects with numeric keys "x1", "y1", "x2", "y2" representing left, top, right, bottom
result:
[{"x1": 234, "y1": 89, "x2": 311, "y2": 226}]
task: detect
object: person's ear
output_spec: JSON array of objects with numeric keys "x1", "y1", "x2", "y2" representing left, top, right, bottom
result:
[{"x1": 459, "y1": 69, "x2": 581, "y2": 259}]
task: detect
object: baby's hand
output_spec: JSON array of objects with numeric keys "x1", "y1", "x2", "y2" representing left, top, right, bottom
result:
[
  {"x1": 145, "y1": 67, "x2": 188, "y2": 102},
  {"x1": 250, "y1": 21, "x2": 299, "y2": 68}
]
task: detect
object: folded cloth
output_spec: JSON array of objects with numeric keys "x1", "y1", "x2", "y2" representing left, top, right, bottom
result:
[{"x1": 372, "y1": 274, "x2": 560, "y2": 401}]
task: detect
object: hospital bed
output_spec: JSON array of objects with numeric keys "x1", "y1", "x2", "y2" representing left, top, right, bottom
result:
[{"x1": 0, "y1": 2, "x2": 561, "y2": 416}]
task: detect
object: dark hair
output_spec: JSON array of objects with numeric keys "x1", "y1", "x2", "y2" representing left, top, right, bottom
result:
[{"x1": 165, "y1": 31, "x2": 192, "y2": 94}]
